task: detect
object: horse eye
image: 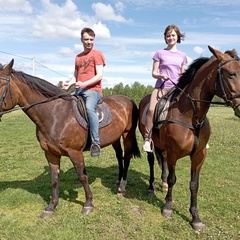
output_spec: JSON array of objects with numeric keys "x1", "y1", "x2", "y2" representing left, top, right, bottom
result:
[{"x1": 229, "y1": 72, "x2": 236, "y2": 77}]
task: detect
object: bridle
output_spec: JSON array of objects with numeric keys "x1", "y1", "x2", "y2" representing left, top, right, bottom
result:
[
  {"x1": 217, "y1": 57, "x2": 240, "y2": 109},
  {"x1": 0, "y1": 76, "x2": 12, "y2": 115},
  {"x1": 188, "y1": 57, "x2": 240, "y2": 128},
  {"x1": 0, "y1": 74, "x2": 70, "y2": 118},
  {"x1": 185, "y1": 57, "x2": 240, "y2": 106},
  {"x1": 165, "y1": 57, "x2": 240, "y2": 129}
]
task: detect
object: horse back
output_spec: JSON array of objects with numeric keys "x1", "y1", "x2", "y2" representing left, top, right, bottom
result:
[{"x1": 102, "y1": 94, "x2": 139, "y2": 127}]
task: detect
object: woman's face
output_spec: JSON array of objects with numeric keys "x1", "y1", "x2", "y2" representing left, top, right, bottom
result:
[{"x1": 165, "y1": 30, "x2": 178, "y2": 46}]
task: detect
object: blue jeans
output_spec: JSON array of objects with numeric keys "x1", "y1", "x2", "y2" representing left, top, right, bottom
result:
[{"x1": 75, "y1": 89, "x2": 101, "y2": 144}]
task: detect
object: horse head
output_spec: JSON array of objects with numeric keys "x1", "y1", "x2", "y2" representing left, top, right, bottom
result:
[
  {"x1": 0, "y1": 59, "x2": 17, "y2": 113},
  {"x1": 208, "y1": 46, "x2": 240, "y2": 117}
]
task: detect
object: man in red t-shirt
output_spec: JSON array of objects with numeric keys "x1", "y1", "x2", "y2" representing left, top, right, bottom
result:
[{"x1": 62, "y1": 27, "x2": 105, "y2": 156}]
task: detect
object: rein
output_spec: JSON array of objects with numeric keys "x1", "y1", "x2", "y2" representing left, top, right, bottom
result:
[
  {"x1": 0, "y1": 75, "x2": 71, "y2": 118},
  {"x1": 165, "y1": 57, "x2": 239, "y2": 128}
]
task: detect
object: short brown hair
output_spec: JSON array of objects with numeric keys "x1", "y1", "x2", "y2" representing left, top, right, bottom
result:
[
  {"x1": 81, "y1": 27, "x2": 95, "y2": 38},
  {"x1": 164, "y1": 25, "x2": 185, "y2": 44}
]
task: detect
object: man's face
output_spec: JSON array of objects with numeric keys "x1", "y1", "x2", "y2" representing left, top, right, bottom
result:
[{"x1": 81, "y1": 32, "x2": 95, "y2": 51}]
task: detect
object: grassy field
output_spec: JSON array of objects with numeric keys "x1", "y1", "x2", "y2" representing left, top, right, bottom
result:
[{"x1": 0, "y1": 107, "x2": 240, "y2": 240}]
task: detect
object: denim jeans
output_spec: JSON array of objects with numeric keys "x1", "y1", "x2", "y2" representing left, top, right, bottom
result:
[{"x1": 75, "y1": 89, "x2": 101, "y2": 144}]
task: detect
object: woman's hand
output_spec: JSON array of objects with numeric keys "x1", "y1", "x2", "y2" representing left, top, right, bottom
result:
[{"x1": 162, "y1": 75, "x2": 169, "y2": 81}]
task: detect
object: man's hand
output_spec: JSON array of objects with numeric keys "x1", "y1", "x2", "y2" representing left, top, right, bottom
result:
[{"x1": 61, "y1": 82, "x2": 71, "y2": 90}]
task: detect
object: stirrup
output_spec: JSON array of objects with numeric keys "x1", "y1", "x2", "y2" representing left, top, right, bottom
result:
[{"x1": 90, "y1": 143, "x2": 101, "y2": 157}]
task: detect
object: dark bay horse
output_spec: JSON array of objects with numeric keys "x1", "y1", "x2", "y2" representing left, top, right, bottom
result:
[
  {"x1": 139, "y1": 46, "x2": 240, "y2": 231},
  {"x1": 0, "y1": 59, "x2": 140, "y2": 218}
]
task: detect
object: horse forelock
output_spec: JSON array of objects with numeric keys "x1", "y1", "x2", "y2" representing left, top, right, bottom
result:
[
  {"x1": 225, "y1": 49, "x2": 239, "y2": 60},
  {"x1": 177, "y1": 57, "x2": 210, "y2": 90},
  {"x1": 13, "y1": 70, "x2": 66, "y2": 98}
]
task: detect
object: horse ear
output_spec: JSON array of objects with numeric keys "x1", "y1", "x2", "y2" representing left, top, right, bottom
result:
[
  {"x1": 231, "y1": 49, "x2": 238, "y2": 56},
  {"x1": 208, "y1": 46, "x2": 225, "y2": 61},
  {"x1": 4, "y1": 59, "x2": 14, "y2": 74}
]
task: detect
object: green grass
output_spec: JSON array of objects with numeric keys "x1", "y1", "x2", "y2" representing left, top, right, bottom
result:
[{"x1": 0, "y1": 107, "x2": 240, "y2": 239}]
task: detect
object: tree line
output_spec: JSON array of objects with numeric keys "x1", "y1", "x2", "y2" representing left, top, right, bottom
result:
[
  {"x1": 57, "y1": 81, "x2": 223, "y2": 107},
  {"x1": 102, "y1": 82, "x2": 153, "y2": 106}
]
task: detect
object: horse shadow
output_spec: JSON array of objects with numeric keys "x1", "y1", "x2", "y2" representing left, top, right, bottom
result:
[{"x1": 0, "y1": 164, "x2": 189, "y2": 223}]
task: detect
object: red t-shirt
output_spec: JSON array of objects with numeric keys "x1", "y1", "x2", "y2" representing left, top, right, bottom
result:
[{"x1": 75, "y1": 49, "x2": 105, "y2": 94}]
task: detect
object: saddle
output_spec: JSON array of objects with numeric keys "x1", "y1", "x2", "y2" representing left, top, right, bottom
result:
[
  {"x1": 153, "y1": 92, "x2": 173, "y2": 129},
  {"x1": 141, "y1": 88, "x2": 175, "y2": 130},
  {"x1": 72, "y1": 95, "x2": 112, "y2": 130}
]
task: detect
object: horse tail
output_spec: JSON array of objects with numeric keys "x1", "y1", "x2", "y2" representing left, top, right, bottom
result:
[
  {"x1": 130, "y1": 99, "x2": 141, "y2": 158},
  {"x1": 131, "y1": 135, "x2": 141, "y2": 158}
]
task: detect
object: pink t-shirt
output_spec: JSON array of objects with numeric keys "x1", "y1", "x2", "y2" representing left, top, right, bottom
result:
[{"x1": 153, "y1": 49, "x2": 187, "y2": 89}]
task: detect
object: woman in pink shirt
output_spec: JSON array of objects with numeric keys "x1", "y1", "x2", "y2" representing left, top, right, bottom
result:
[{"x1": 143, "y1": 25, "x2": 187, "y2": 152}]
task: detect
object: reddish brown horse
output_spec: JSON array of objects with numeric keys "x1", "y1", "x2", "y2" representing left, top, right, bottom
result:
[
  {"x1": 0, "y1": 59, "x2": 140, "y2": 218},
  {"x1": 139, "y1": 46, "x2": 240, "y2": 231}
]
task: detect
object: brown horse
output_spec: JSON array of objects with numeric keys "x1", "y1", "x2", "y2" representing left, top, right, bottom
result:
[
  {"x1": 139, "y1": 46, "x2": 240, "y2": 231},
  {"x1": 0, "y1": 59, "x2": 141, "y2": 218}
]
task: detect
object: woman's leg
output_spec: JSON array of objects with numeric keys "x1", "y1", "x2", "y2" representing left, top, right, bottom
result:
[{"x1": 143, "y1": 88, "x2": 168, "y2": 152}]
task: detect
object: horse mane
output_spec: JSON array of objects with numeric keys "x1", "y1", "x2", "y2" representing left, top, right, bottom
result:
[
  {"x1": 12, "y1": 70, "x2": 71, "y2": 99},
  {"x1": 176, "y1": 57, "x2": 210, "y2": 91},
  {"x1": 225, "y1": 49, "x2": 239, "y2": 60}
]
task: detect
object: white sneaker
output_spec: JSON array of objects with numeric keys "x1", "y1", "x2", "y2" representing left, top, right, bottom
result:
[{"x1": 142, "y1": 139, "x2": 152, "y2": 152}]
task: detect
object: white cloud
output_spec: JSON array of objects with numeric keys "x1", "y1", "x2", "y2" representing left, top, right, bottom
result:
[
  {"x1": 58, "y1": 47, "x2": 75, "y2": 58},
  {"x1": 92, "y1": 22, "x2": 111, "y2": 39},
  {"x1": 115, "y1": 1, "x2": 125, "y2": 13},
  {"x1": 31, "y1": 0, "x2": 84, "y2": 39},
  {"x1": 92, "y1": 2, "x2": 132, "y2": 23},
  {"x1": 0, "y1": 0, "x2": 32, "y2": 13},
  {"x1": 193, "y1": 46, "x2": 204, "y2": 56},
  {"x1": 26, "y1": 0, "x2": 112, "y2": 40}
]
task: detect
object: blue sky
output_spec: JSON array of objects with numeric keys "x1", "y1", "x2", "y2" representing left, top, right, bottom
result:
[{"x1": 0, "y1": 0, "x2": 240, "y2": 87}]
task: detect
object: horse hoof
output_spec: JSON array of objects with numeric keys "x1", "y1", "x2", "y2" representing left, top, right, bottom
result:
[
  {"x1": 117, "y1": 190, "x2": 126, "y2": 196},
  {"x1": 191, "y1": 221, "x2": 205, "y2": 232},
  {"x1": 81, "y1": 206, "x2": 94, "y2": 215},
  {"x1": 162, "y1": 208, "x2": 173, "y2": 218},
  {"x1": 115, "y1": 180, "x2": 120, "y2": 187},
  {"x1": 162, "y1": 182, "x2": 168, "y2": 190},
  {"x1": 147, "y1": 189, "x2": 155, "y2": 196},
  {"x1": 38, "y1": 210, "x2": 54, "y2": 219}
]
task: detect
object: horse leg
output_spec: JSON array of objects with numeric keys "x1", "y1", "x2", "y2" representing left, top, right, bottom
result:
[
  {"x1": 39, "y1": 152, "x2": 61, "y2": 218},
  {"x1": 112, "y1": 138, "x2": 130, "y2": 195},
  {"x1": 189, "y1": 153, "x2": 206, "y2": 231},
  {"x1": 70, "y1": 151, "x2": 94, "y2": 215},
  {"x1": 155, "y1": 148, "x2": 168, "y2": 190},
  {"x1": 162, "y1": 163, "x2": 176, "y2": 218},
  {"x1": 147, "y1": 152, "x2": 155, "y2": 195},
  {"x1": 112, "y1": 139, "x2": 123, "y2": 185}
]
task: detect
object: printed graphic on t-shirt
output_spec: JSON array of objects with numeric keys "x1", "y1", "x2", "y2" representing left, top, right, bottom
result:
[{"x1": 76, "y1": 56, "x2": 94, "y2": 74}]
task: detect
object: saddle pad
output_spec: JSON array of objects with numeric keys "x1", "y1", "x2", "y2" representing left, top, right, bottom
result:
[
  {"x1": 154, "y1": 98, "x2": 171, "y2": 129},
  {"x1": 141, "y1": 98, "x2": 171, "y2": 128},
  {"x1": 72, "y1": 100, "x2": 112, "y2": 130}
]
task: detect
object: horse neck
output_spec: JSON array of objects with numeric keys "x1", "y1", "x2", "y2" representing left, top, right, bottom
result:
[
  {"x1": 12, "y1": 77, "x2": 66, "y2": 126},
  {"x1": 13, "y1": 78, "x2": 46, "y2": 108},
  {"x1": 177, "y1": 59, "x2": 218, "y2": 121}
]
